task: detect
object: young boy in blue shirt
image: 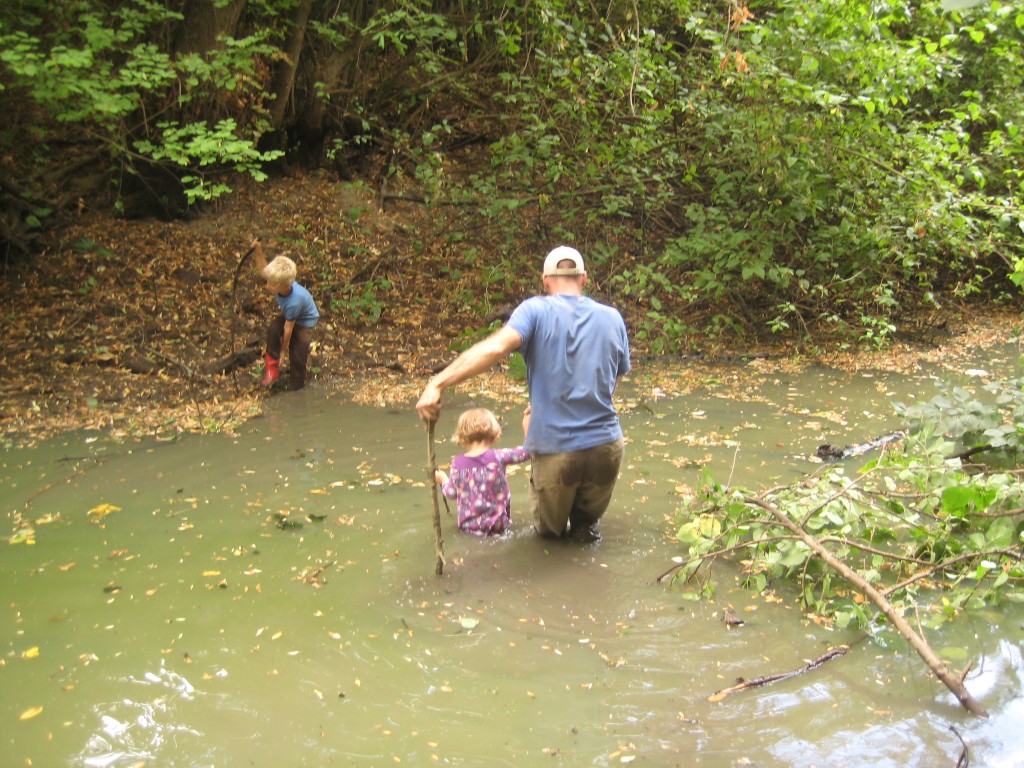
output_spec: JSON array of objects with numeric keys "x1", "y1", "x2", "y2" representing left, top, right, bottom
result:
[{"x1": 251, "y1": 239, "x2": 320, "y2": 390}]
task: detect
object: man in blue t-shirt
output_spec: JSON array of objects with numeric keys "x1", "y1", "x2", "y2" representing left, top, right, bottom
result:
[{"x1": 417, "y1": 246, "x2": 630, "y2": 542}]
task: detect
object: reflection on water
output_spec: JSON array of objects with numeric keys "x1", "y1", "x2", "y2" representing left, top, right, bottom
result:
[
  {"x1": 82, "y1": 666, "x2": 200, "y2": 768},
  {"x1": 2, "y1": 351, "x2": 1023, "y2": 767}
]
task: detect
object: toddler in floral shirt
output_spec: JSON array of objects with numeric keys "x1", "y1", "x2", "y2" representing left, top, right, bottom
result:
[{"x1": 435, "y1": 407, "x2": 531, "y2": 536}]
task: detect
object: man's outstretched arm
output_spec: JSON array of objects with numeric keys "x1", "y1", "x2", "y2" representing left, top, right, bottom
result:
[{"x1": 416, "y1": 325, "x2": 523, "y2": 422}]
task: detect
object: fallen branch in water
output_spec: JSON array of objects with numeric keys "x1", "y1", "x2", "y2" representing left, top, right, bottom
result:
[
  {"x1": 744, "y1": 493, "x2": 989, "y2": 718},
  {"x1": 816, "y1": 431, "x2": 907, "y2": 461},
  {"x1": 708, "y1": 644, "x2": 853, "y2": 702}
]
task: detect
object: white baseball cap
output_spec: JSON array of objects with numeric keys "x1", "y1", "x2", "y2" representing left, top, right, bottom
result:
[{"x1": 542, "y1": 246, "x2": 586, "y2": 277}]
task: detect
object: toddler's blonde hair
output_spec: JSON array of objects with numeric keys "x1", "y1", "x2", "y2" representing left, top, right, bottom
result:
[
  {"x1": 262, "y1": 255, "x2": 297, "y2": 287},
  {"x1": 453, "y1": 408, "x2": 502, "y2": 446}
]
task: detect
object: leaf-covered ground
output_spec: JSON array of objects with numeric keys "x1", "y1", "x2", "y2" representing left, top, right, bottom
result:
[{"x1": 2, "y1": 171, "x2": 1021, "y2": 446}]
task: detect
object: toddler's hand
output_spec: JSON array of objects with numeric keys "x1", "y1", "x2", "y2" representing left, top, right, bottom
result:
[{"x1": 434, "y1": 470, "x2": 448, "y2": 485}]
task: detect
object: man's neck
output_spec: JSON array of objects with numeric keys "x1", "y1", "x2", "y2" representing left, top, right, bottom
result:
[{"x1": 544, "y1": 278, "x2": 583, "y2": 296}]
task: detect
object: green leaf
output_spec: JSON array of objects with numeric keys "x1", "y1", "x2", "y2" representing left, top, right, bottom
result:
[{"x1": 940, "y1": 485, "x2": 996, "y2": 516}]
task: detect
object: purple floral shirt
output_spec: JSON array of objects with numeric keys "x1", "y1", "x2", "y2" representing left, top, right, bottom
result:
[{"x1": 441, "y1": 446, "x2": 531, "y2": 536}]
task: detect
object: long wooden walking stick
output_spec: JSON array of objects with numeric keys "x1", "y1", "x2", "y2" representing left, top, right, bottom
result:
[{"x1": 426, "y1": 419, "x2": 446, "y2": 575}]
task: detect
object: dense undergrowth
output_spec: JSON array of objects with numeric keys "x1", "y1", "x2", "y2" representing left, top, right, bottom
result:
[{"x1": 2, "y1": 0, "x2": 1022, "y2": 353}]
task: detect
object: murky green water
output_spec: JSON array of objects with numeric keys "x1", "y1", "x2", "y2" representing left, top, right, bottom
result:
[{"x1": 3, "y1": 351, "x2": 1024, "y2": 767}]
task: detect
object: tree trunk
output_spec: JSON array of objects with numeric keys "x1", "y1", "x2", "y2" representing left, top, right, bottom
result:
[
  {"x1": 298, "y1": 47, "x2": 348, "y2": 139},
  {"x1": 174, "y1": 0, "x2": 246, "y2": 56},
  {"x1": 268, "y1": 0, "x2": 314, "y2": 129}
]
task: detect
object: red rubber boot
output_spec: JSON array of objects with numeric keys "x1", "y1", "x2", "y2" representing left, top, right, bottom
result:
[{"x1": 261, "y1": 353, "x2": 280, "y2": 386}]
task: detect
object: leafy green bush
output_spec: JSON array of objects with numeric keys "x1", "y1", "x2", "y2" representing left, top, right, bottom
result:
[
  {"x1": 3, "y1": 0, "x2": 1021, "y2": 344},
  {"x1": 0, "y1": 1, "x2": 280, "y2": 208},
  {"x1": 474, "y1": 0, "x2": 1024, "y2": 346}
]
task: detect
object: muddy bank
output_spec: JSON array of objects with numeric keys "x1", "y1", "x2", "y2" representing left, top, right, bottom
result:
[{"x1": 2, "y1": 172, "x2": 1020, "y2": 446}]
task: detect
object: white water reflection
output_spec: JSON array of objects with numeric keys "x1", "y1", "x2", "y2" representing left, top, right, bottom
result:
[{"x1": 81, "y1": 667, "x2": 202, "y2": 768}]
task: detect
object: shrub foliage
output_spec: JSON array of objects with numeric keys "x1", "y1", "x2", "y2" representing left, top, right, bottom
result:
[{"x1": 1, "y1": 0, "x2": 1021, "y2": 344}]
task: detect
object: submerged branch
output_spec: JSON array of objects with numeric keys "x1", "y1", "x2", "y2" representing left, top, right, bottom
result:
[
  {"x1": 950, "y1": 725, "x2": 969, "y2": 768},
  {"x1": 707, "y1": 643, "x2": 856, "y2": 702},
  {"x1": 656, "y1": 533, "x2": 798, "y2": 583},
  {"x1": 744, "y1": 493, "x2": 989, "y2": 717}
]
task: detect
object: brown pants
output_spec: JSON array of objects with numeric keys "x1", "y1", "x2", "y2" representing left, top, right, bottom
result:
[
  {"x1": 266, "y1": 316, "x2": 315, "y2": 390},
  {"x1": 528, "y1": 439, "x2": 625, "y2": 538}
]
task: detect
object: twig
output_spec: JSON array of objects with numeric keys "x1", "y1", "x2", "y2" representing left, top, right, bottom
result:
[
  {"x1": 725, "y1": 442, "x2": 740, "y2": 490},
  {"x1": 818, "y1": 536, "x2": 934, "y2": 567},
  {"x1": 798, "y1": 469, "x2": 871, "y2": 529},
  {"x1": 958, "y1": 659, "x2": 974, "y2": 685},
  {"x1": 656, "y1": 532, "x2": 797, "y2": 583},
  {"x1": 150, "y1": 349, "x2": 193, "y2": 377},
  {"x1": 951, "y1": 444, "x2": 994, "y2": 462},
  {"x1": 880, "y1": 548, "x2": 1022, "y2": 597},
  {"x1": 707, "y1": 643, "x2": 855, "y2": 702},
  {"x1": 950, "y1": 724, "x2": 969, "y2": 768},
  {"x1": 302, "y1": 560, "x2": 336, "y2": 586},
  {"x1": 231, "y1": 242, "x2": 259, "y2": 301}
]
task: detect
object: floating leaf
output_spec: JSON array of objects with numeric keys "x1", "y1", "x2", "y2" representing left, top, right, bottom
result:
[
  {"x1": 459, "y1": 617, "x2": 480, "y2": 630},
  {"x1": 9, "y1": 527, "x2": 36, "y2": 545},
  {"x1": 88, "y1": 503, "x2": 122, "y2": 519},
  {"x1": 20, "y1": 706, "x2": 44, "y2": 720},
  {"x1": 21, "y1": 647, "x2": 40, "y2": 660}
]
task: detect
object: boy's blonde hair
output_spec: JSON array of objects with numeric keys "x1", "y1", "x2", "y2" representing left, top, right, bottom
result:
[
  {"x1": 262, "y1": 255, "x2": 297, "y2": 287},
  {"x1": 453, "y1": 408, "x2": 502, "y2": 446}
]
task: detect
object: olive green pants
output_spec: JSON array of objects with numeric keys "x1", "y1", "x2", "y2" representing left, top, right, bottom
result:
[{"x1": 528, "y1": 439, "x2": 625, "y2": 538}]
